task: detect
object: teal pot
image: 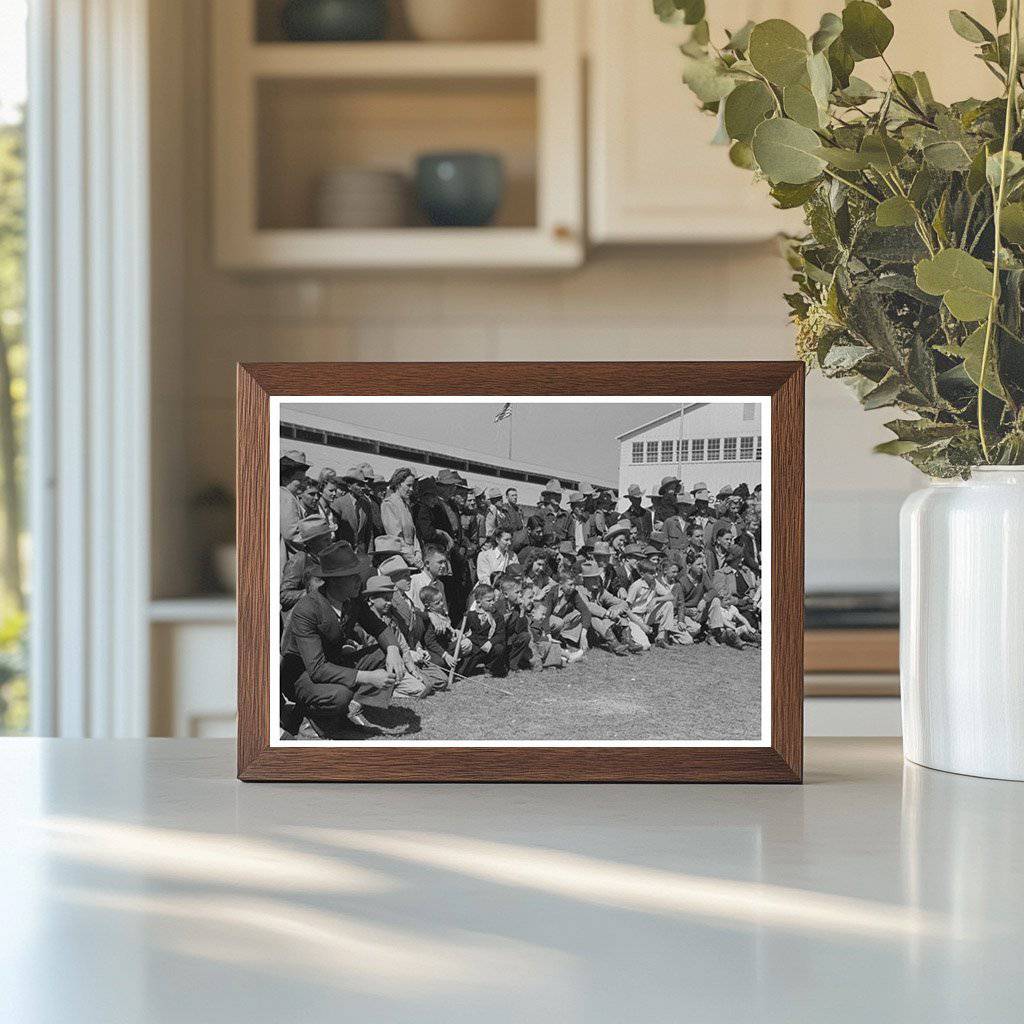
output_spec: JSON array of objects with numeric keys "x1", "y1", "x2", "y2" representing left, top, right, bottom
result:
[
  {"x1": 280, "y1": 0, "x2": 387, "y2": 42},
  {"x1": 415, "y1": 152, "x2": 505, "y2": 227}
]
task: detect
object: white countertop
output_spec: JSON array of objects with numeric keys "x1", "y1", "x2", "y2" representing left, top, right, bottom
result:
[{"x1": 1, "y1": 738, "x2": 1021, "y2": 1023}]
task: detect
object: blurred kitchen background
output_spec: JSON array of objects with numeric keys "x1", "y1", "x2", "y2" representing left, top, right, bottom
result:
[{"x1": 2, "y1": 0, "x2": 997, "y2": 739}]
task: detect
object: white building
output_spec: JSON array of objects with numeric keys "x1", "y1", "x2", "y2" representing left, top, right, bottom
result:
[
  {"x1": 281, "y1": 406, "x2": 616, "y2": 506},
  {"x1": 617, "y1": 402, "x2": 763, "y2": 501}
]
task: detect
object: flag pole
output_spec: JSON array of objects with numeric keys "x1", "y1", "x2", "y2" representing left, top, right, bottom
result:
[
  {"x1": 677, "y1": 401, "x2": 685, "y2": 479},
  {"x1": 508, "y1": 414, "x2": 513, "y2": 461}
]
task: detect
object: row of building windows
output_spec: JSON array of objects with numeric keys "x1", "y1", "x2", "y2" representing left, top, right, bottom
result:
[{"x1": 630, "y1": 436, "x2": 762, "y2": 465}]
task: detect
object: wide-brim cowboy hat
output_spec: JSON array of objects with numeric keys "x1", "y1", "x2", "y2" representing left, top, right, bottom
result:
[
  {"x1": 297, "y1": 514, "x2": 332, "y2": 543},
  {"x1": 436, "y1": 469, "x2": 463, "y2": 487},
  {"x1": 677, "y1": 490, "x2": 696, "y2": 506},
  {"x1": 717, "y1": 484, "x2": 735, "y2": 499},
  {"x1": 280, "y1": 449, "x2": 310, "y2": 471},
  {"x1": 592, "y1": 540, "x2": 613, "y2": 557},
  {"x1": 622, "y1": 543, "x2": 647, "y2": 558},
  {"x1": 579, "y1": 560, "x2": 603, "y2": 579},
  {"x1": 310, "y1": 540, "x2": 365, "y2": 578},
  {"x1": 342, "y1": 467, "x2": 366, "y2": 483},
  {"x1": 363, "y1": 574, "x2": 396, "y2": 597},
  {"x1": 658, "y1": 475, "x2": 681, "y2": 494},
  {"x1": 541, "y1": 477, "x2": 563, "y2": 499},
  {"x1": 603, "y1": 520, "x2": 633, "y2": 542},
  {"x1": 567, "y1": 491, "x2": 586, "y2": 505},
  {"x1": 371, "y1": 536, "x2": 404, "y2": 557},
  {"x1": 378, "y1": 554, "x2": 413, "y2": 578},
  {"x1": 626, "y1": 484, "x2": 643, "y2": 499}
]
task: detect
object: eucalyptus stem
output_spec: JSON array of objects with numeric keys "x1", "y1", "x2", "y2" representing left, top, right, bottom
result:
[{"x1": 979, "y1": 0, "x2": 1021, "y2": 463}]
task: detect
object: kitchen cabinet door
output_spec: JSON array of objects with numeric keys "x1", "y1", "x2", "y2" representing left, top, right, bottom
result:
[
  {"x1": 588, "y1": 1, "x2": 813, "y2": 243},
  {"x1": 587, "y1": 1, "x2": 999, "y2": 244}
]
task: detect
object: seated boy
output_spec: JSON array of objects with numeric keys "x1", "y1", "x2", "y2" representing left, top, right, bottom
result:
[
  {"x1": 625, "y1": 560, "x2": 684, "y2": 649},
  {"x1": 418, "y1": 584, "x2": 471, "y2": 672},
  {"x1": 578, "y1": 560, "x2": 633, "y2": 655},
  {"x1": 459, "y1": 583, "x2": 529, "y2": 678}
]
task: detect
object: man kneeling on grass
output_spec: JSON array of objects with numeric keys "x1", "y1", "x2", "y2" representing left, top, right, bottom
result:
[
  {"x1": 279, "y1": 540, "x2": 403, "y2": 739},
  {"x1": 459, "y1": 582, "x2": 533, "y2": 678}
]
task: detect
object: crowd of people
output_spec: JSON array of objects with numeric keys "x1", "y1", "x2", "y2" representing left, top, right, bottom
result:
[{"x1": 278, "y1": 448, "x2": 762, "y2": 739}]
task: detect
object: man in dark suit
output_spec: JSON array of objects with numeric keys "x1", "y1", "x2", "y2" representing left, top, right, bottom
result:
[
  {"x1": 421, "y1": 469, "x2": 472, "y2": 621},
  {"x1": 622, "y1": 484, "x2": 653, "y2": 541},
  {"x1": 280, "y1": 541, "x2": 404, "y2": 738}
]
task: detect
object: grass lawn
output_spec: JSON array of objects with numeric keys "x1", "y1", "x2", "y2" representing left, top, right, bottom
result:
[{"x1": 363, "y1": 643, "x2": 763, "y2": 742}]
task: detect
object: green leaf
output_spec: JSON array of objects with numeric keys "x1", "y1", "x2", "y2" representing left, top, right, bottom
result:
[
  {"x1": 770, "y1": 179, "x2": 820, "y2": 209},
  {"x1": 994, "y1": 0, "x2": 1008, "y2": 24},
  {"x1": 967, "y1": 143, "x2": 993, "y2": 193},
  {"x1": 828, "y1": 37, "x2": 855, "y2": 90},
  {"x1": 948, "y1": 10, "x2": 993, "y2": 44},
  {"x1": 842, "y1": 1, "x2": 894, "y2": 60},
  {"x1": 909, "y1": 165, "x2": 936, "y2": 205},
  {"x1": 885, "y1": 418, "x2": 963, "y2": 443},
  {"x1": 748, "y1": 19, "x2": 810, "y2": 87},
  {"x1": 681, "y1": 55, "x2": 737, "y2": 103},
  {"x1": 1000, "y1": 202, "x2": 1024, "y2": 242},
  {"x1": 923, "y1": 141, "x2": 973, "y2": 171},
  {"x1": 723, "y1": 81, "x2": 775, "y2": 143},
  {"x1": 810, "y1": 12, "x2": 843, "y2": 54},
  {"x1": 915, "y1": 249, "x2": 994, "y2": 321},
  {"x1": 862, "y1": 374, "x2": 902, "y2": 410},
  {"x1": 912, "y1": 71, "x2": 935, "y2": 105},
  {"x1": 752, "y1": 117, "x2": 827, "y2": 184},
  {"x1": 836, "y1": 75, "x2": 877, "y2": 104},
  {"x1": 724, "y1": 20, "x2": 755, "y2": 53},
  {"x1": 807, "y1": 51, "x2": 833, "y2": 110},
  {"x1": 728, "y1": 140, "x2": 758, "y2": 169},
  {"x1": 815, "y1": 145, "x2": 872, "y2": 170},
  {"x1": 874, "y1": 439, "x2": 921, "y2": 456},
  {"x1": 783, "y1": 83, "x2": 822, "y2": 128},
  {"x1": 860, "y1": 133, "x2": 905, "y2": 172},
  {"x1": 875, "y1": 196, "x2": 918, "y2": 228},
  {"x1": 959, "y1": 324, "x2": 1006, "y2": 398},
  {"x1": 654, "y1": 0, "x2": 705, "y2": 25},
  {"x1": 986, "y1": 150, "x2": 1024, "y2": 190}
]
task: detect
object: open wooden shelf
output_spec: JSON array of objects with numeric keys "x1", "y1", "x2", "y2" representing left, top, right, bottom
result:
[
  {"x1": 212, "y1": 0, "x2": 582, "y2": 269},
  {"x1": 248, "y1": 41, "x2": 545, "y2": 78}
]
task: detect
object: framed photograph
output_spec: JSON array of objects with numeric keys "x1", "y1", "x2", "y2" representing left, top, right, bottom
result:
[{"x1": 237, "y1": 362, "x2": 804, "y2": 782}]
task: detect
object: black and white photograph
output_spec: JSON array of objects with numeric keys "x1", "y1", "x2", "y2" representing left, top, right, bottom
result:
[{"x1": 272, "y1": 397, "x2": 769, "y2": 744}]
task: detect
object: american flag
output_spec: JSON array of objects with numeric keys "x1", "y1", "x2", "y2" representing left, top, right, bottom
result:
[{"x1": 493, "y1": 402, "x2": 513, "y2": 423}]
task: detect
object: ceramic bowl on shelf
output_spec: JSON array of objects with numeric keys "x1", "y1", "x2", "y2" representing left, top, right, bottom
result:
[
  {"x1": 314, "y1": 167, "x2": 409, "y2": 228},
  {"x1": 403, "y1": 0, "x2": 534, "y2": 42},
  {"x1": 280, "y1": 0, "x2": 388, "y2": 42},
  {"x1": 414, "y1": 152, "x2": 504, "y2": 227}
]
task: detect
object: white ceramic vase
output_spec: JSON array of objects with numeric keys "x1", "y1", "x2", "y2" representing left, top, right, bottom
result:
[{"x1": 900, "y1": 467, "x2": 1024, "y2": 780}]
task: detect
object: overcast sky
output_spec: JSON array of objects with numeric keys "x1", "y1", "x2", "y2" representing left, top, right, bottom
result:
[{"x1": 287, "y1": 401, "x2": 683, "y2": 484}]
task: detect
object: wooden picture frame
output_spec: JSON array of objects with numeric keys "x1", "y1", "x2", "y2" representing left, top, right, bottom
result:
[{"x1": 237, "y1": 362, "x2": 804, "y2": 782}]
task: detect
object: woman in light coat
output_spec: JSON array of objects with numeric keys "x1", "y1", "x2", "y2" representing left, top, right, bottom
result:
[{"x1": 381, "y1": 467, "x2": 422, "y2": 567}]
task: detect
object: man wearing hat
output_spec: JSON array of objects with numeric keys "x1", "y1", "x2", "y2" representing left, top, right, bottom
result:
[
  {"x1": 382, "y1": 555, "x2": 458, "y2": 694},
  {"x1": 361, "y1": 573, "x2": 438, "y2": 697},
  {"x1": 415, "y1": 469, "x2": 471, "y2": 620},
  {"x1": 280, "y1": 449, "x2": 311, "y2": 563},
  {"x1": 280, "y1": 514, "x2": 333, "y2": 618},
  {"x1": 621, "y1": 484, "x2": 653, "y2": 542},
  {"x1": 334, "y1": 468, "x2": 376, "y2": 554},
  {"x1": 578, "y1": 560, "x2": 632, "y2": 656},
  {"x1": 537, "y1": 478, "x2": 570, "y2": 543},
  {"x1": 590, "y1": 489, "x2": 617, "y2": 538},
  {"x1": 280, "y1": 541, "x2": 404, "y2": 738},
  {"x1": 652, "y1": 475, "x2": 681, "y2": 526},
  {"x1": 567, "y1": 491, "x2": 597, "y2": 551},
  {"x1": 663, "y1": 491, "x2": 692, "y2": 564}
]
